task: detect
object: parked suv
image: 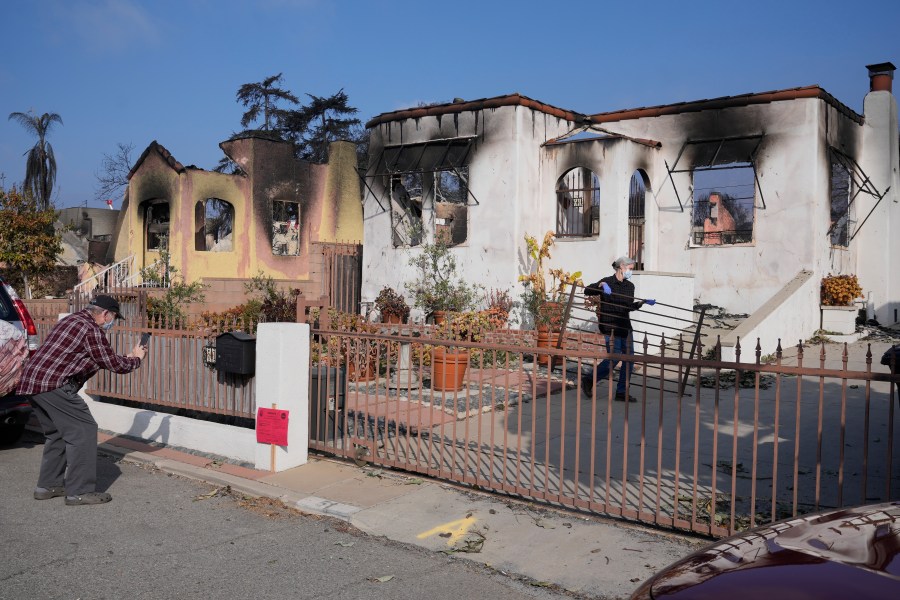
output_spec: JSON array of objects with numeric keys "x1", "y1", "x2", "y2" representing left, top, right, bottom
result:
[{"x1": 0, "y1": 275, "x2": 38, "y2": 445}]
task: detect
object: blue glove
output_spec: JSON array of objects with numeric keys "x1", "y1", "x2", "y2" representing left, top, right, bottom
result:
[
  {"x1": 600, "y1": 282, "x2": 611, "y2": 295},
  {"x1": 644, "y1": 298, "x2": 656, "y2": 306}
]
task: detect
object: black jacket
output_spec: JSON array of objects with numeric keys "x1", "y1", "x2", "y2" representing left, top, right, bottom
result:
[{"x1": 584, "y1": 275, "x2": 643, "y2": 336}]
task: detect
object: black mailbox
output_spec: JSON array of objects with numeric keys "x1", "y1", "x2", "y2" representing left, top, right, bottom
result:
[{"x1": 215, "y1": 332, "x2": 256, "y2": 375}]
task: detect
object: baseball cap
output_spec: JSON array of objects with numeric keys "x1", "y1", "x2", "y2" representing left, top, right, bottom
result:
[{"x1": 89, "y1": 295, "x2": 124, "y2": 319}]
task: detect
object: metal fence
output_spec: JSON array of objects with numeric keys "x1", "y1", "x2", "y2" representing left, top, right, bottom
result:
[
  {"x1": 308, "y1": 326, "x2": 899, "y2": 538},
  {"x1": 34, "y1": 319, "x2": 256, "y2": 418}
]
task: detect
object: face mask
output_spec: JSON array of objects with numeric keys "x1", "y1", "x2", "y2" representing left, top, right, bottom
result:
[
  {"x1": 102, "y1": 320, "x2": 115, "y2": 331},
  {"x1": 623, "y1": 270, "x2": 632, "y2": 280}
]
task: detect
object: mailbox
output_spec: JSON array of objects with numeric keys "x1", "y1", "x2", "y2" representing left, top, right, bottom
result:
[{"x1": 215, "y1": 331, "x2": 256, "y2": 375}]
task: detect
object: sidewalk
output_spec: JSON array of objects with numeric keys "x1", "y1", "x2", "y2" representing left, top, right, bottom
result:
[{"x1": 95, "y1": 431, "x2": 704, "y2": 600}]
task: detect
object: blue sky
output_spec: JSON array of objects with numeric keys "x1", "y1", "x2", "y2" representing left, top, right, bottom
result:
[{"x1": 1, "y1": 0, "x2": 897, "y2": 208}]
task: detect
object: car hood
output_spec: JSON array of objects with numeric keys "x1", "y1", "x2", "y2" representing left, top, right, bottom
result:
[{"x1": 645, "y1": 502, "x2": 900, "y2": 599}]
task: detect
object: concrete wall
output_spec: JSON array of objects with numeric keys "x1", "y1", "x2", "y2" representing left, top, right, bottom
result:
[
  {"x1": 719, "y1": 270, "x2": 819, "y2": 361},
  {"x1": 82, "y1": 323, "x2": 312, "y2": 471}
]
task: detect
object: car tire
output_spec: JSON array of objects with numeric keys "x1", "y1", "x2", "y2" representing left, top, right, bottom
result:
[{"x1": 0, "y1": 422, "x2": 26, "y2": 446}]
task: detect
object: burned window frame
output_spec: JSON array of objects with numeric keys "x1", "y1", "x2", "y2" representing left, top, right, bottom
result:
[
  {"x1": 194, "y1": 198, "x2": 234, "y2": 253},
  {"x1": 555, "y1": 167, "x2": 600, "y2": 238},
  {"x1": 825, "y1": 147, "x2": 889, "y2": 245},
  {"x1": 829, "y1": 158, "x2": 852, "y2": 248},
  {"x1": 365, "y1": 136, "x2": 477, "y2": 248},
  {"x1": 690, "y1": 164, "x2": 757, "y2": 246},
  {"x1": 144, "y1": 200, "x2": 170, "y2": 252},
  {"x1": 272, "y1": 199, "x2": 301, "y2": 256},
  {"x1": 665, "y1": 135, "x2": 764, "y2": 247}
]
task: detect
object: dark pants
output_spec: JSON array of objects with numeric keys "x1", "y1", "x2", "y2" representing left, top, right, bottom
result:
[
  {"x1": 28, "y1": 382, "x2": 98, "y2": 495},
  {"x1": 594, "y1": 333, "x2": 634, "y2": 394}
]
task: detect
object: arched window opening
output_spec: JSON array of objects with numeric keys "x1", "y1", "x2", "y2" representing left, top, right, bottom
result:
[
  {"x1": 556, "y1": 167, "x2": 600, "y2": 238},
  {"x1": 628, "y1": 170, "x2": 649, "y2": 269}
]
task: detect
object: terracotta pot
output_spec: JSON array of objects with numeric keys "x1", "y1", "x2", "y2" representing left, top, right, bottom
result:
[
  {"x1": 536, "y1": 325, "x2": 559, "y2": 367},
  {"x1": 431, "y1": 346, "x2": 469, "y2": 391},
  {"x1": 432, "y1": 310, "x2": 448, "y2": 325},
  {"x1": 382, "y1": 312, "x2": 403, "y2": 324},
  {"x1": 347, "y1": 356, "x2": 377, "y2": 382}
]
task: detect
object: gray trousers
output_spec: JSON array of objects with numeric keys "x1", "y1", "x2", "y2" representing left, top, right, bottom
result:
[{"x1": 29, "y1": 382, "x2": 98, "y2": 495}]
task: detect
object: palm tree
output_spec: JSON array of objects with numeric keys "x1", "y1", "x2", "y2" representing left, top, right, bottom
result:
[{"x1": 8, "y1": 111, "x2": 63, "y2": 210}]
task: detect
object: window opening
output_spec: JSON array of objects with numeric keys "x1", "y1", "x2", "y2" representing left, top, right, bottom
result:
[
  {"x1": 145, "y1": 202, "x2": 169, "y2": 252},
  {"x1": 434, "y1": 168, "x2": 468, "y2": 246},
  {"x1": 390, "y1": 173, "x2": 424, "y2": 247},
  {"x1": 556, "y1": 167, "x2": 600, "y2": 238},
  {"x1": 194, "y1": 199, "x2": 234, "y2": 252},
  {"x1": 827, "y1": 147, "x2": 889, "y2": 243},
  {"x1": 365, "y1": 136, "x2": 477, "y2": 248},
  {"x1": 665, "y1": 135, "x2": 765, "y2": 212},
  {"x1": 272, "y1": 200, "x2": 301, "y2": 256},
  {"x1": 628, "y1": 170, "x2": 647, "y2": 269},
  {"x1": 829, "y1": 160, "x2": 852, "y2": 247},
  {"x1": 691, "y1": 166, "x2": 755, "y2": 245}
]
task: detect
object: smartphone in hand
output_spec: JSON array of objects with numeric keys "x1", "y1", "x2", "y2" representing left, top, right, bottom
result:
[{"x1": 140, "y1": 332, "x2": 151, "y2": 347}]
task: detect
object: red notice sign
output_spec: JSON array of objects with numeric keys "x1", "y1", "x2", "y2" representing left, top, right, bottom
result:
[{"x1": 256, "y1": 408, "x2": 289, "y2": 446}]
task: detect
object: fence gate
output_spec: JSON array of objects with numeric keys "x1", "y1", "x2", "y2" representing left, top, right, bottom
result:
[{"x1": 320, "y1": 242, "x2": 362, "y2": 315}]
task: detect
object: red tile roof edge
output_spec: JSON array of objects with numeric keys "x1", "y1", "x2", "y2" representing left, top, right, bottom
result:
[
  {"x1": 128, "y1": 140, "x2": 186, "y2": 180},
  {"x1": 365, "y1": 86, "x2": 864, "y2": 129},
  {"x1": 365, "y1": 93, "x2": 586, "y2": 128},
  {"x1": 590, "y1": 86, "x2": 863, "y2": 125}
]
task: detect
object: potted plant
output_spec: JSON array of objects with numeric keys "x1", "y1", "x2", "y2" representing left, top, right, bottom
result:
[
  {"x1": 820, "y1": 274, "x2": 864, "y2": 335},
  {"x1": 406, "y1": 231, "x2": 481, "y2": 323},
  {"x1": 518, "y1": 232, "x2": 581, "y2": 365},
  {"x1": 430, "y1": 310, "x2": 493, "y2": 391},
  {"x1": 374, "y1": 286, "x2": 410, "y2": 324},
  {"x1": 485, "y1": 288, "x2": 514, "y2": 328}
]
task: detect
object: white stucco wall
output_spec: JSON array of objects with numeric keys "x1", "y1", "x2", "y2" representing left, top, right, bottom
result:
[
  {"x1": 83, "y1": 392, "x2": 257, "y2": 464},
  {"x1": 362, "y1": 105, "x2": 579, "y2": 319},
  {"x1": 858, "y1": 90, "x2": 900, "y2": 325}
]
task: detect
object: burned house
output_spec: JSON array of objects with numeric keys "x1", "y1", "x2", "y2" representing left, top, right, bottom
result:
[
  {"x1": 111, "y1": 136, "x2": 362, "y2": 310},
  {"x1": 361, "y1": 62, "x2": 899, "y2": 351}
]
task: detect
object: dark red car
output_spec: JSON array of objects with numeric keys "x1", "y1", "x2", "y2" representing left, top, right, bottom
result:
[
  {"x1": 630, "y1": 501, "x2": 900, "y2": 599},
  {"x1": 0, "y1": 275, "x2": 38, "y2": 445}
]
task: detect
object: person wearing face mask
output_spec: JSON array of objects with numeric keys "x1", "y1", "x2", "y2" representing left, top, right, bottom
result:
[
  {"x1": 582, "y1": 256, "x2": 655, "y2": 402},
  {"x1": 17, "y1": 295, "x2": 146, "y2": 506}
]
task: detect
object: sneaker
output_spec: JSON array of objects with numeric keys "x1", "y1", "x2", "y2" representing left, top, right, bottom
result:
[
  {"x1": 614, "y1": 392, "x2": 637, "y2": 403},
  {"x1": 581, "y1": 376, "x2": 593, "y2": 398},
  {"x1": 34, "y1": 486, "x2": 66, "y2": 500},
  {"x1": 65, "y1": 492, "x2": 112, "y2": 506}
]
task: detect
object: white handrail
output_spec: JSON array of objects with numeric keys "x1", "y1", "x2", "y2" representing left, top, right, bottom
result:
[{"x1": 73, "y1": 255, "x2": 135, "y2": 295}]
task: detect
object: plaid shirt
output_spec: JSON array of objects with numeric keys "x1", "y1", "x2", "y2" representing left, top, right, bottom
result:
[{"x1": 16, "y1": 309, "x2": 141, "y2": 395}]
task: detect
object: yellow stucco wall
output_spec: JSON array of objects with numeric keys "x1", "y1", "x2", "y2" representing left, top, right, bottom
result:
[{"x1": 120, "y1": 139, "x2": 362, "y2": 288}]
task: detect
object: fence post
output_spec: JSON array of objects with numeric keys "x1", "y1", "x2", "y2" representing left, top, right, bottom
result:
[{"x1": 254, "y1": 323, "x2": 310, "y2": 472}]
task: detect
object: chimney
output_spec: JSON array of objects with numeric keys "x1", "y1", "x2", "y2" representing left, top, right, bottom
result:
[{"x1": 866, "y1": 62, "x2": 896, "y2": 93}]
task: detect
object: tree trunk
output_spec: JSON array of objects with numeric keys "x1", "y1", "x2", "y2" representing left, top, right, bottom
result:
[{"x1": 22, "y1": 273, "x2": 32, "y2": 300}]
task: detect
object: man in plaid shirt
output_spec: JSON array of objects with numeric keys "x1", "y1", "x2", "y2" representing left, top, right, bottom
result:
[{"x1": 17, "y1": 295, "x2": 146, "y2": 506}]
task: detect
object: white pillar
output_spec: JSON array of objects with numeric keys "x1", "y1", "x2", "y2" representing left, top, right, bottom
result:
[{"x1": 254, "y1": 322, "x2": 310, "y2": 471}]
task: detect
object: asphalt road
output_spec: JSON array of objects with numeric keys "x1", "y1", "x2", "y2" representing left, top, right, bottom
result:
[{"x1": 1, "y1": 430, "x2": 576, "y2": 600}]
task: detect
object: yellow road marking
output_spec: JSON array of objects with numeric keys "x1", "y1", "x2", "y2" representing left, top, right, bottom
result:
[{"x1": 416, "y1": 515, "x2": 477, "y2": 546}]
